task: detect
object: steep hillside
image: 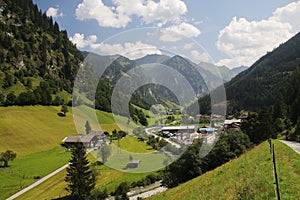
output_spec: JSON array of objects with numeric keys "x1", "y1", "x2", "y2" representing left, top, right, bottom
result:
[
  {"x1": 0, "y1": 0, "x2": 83, "y2": 106},
  {"x1": 149, "y1": 140, "x2": 300, "y2": 199},
  {"x1": 225, "y1": 32, "x2": 300, "y2": 111}
]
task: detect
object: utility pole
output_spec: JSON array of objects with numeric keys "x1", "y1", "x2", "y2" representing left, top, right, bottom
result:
[{"x1": 272, "y1": 144, "x2": 280, "y2": 200}]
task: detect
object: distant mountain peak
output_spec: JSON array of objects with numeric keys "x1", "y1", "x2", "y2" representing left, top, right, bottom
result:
[{"x1": 134, "y1": 54, "x2": 170, "y2": 65}]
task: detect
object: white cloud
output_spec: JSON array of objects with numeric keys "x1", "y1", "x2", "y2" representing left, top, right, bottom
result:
[
  {"x1": 75, "y1": 0, "x2": 187, "y2": 28},
  {"x1": 69, "y1": 33, "x2": 161, "y2": 59},
  {"x1": 115, "y1": 0, "x2": 187, "y2": 25},
  {"x1": 190, "y1": 50, "x2": 211, "y2": 63},
  {"x1": 69, "y1": 33, "x2": 98, "y2": 48},
  {"x1": 160, "y1": 22, "x2": 201, "y2": 42},
  {"x1": 75, "y1": 0, "x2": 131, "y2": 28},
  {"x1": 272, "y1": 1, "x2": 300, "y2": 33},
  {"x1": 216, "y1": 0, "x2": 300, "y2": 68},
  {"x1": 46, "y1": 6, "x2": 63, "y2": 18}
]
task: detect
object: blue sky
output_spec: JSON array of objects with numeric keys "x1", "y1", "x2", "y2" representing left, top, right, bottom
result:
[{"x1": 33, "y1": 0, "x2": 300, "y2": 68}]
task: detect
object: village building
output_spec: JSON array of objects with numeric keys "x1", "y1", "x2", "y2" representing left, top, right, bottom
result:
[
  {"x1": 127, "y1": 160, "x2": 141, "y2": 168},
  {"x1": 160, "y1": 125, "x2": 196, "y2": 135},
  {"x1": 62, "y1": 131, "x2": 106, "y2": 148},
  {"x1": 223, "y1": 119, "x2": 242, "y2": 132}
]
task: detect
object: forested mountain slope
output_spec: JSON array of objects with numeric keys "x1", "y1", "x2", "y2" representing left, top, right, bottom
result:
[{"x1": 0, "y1": 0, "x2": 83, "y2": 106}]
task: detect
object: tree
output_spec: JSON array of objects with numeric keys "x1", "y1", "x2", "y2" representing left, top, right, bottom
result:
[
  {"x1": 0, "y1": 150, "x2": 17, "y2": 167},
  {"x1": 162, "y1": 141, "x2": 202, "y2": 188},
  {"x1": 85, "y1": 120, "x2": 92, "y2": 134},
  {"x1": 5, "y1": 92, "x2": 16, "y2": 106},
  {"x1": 61, "y1": 104, "x2": 68, "y2": 116},
  {"x1": 0, "y1": 93, "x2": 4, "y2": 105},
  {"x1": 65, "y1": 142, "x2": 95, "y2": 199},
  {"x1": 115, "y1": 182, "x2": 130, "y2": 200},
  {"x1": 99, "y1": 144, "x2": 111, "y2": 163}
]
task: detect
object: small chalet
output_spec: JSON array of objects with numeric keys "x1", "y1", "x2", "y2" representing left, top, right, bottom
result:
[
  {"x1": 62, "y1": 131, "x2": 106, "y2": 147},
  {"x1": 223, "y1": 119, "x2": 242, "y2": 132},
  {"x1": 127, "y1": 160, "x2": 140, "y2": 168}
]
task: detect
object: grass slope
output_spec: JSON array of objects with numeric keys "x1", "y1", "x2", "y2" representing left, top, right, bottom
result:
[
  {"x1": 149, "y1": 140, "x2": 300, "y2": 199},
  {"x1": 17, "y1": 136, "x2": 157, "y2": 199},
  {"x1": 0, "y1": 105, "x2": 135, "y2": 199},
  {"x1": 0, "y1": 106, "x2": 77, "y2": 156},
  {"x1": 0, "y1": 105, "x2": 135, "y2": 156},
  {"x1": 0, "y1": 146, "x2": 70, "y2": 199}
]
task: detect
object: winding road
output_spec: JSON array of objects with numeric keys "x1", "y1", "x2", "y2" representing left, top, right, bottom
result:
[
  {"x1": 144, "y1": 127, "x2": 181, "y2": 148},
  {"x1": 279, "y1": 140, "x2": 300, "y2": 155}
]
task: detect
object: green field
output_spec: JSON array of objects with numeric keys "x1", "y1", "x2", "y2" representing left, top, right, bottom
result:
[
  {"x1": 0, "y1": 105, "x2": 137, "y2": 156},
  {"x1": 17, "y1": 136, "x2": 159, "y2": 199},
  {"x1": 0, "y1": 105, "x2": 139, "y2": 199},
  {"x1": 17, "y1": 163, "x2": 152, "y2": 199},
  {"x1": 0, "y1": 106, "x2": 77, "y2": 156},
  {"x1": 112, "y1": 136, "x2": 155, "y2": 153},
  {"x1": 149, "y1": 140, "x2": 300, "y2": 199},
  {"x1": 0, "y1": 146, "x2": 70, "y2": 198}
]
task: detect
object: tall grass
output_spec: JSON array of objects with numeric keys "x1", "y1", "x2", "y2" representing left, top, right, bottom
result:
[{"x1": 149, "y1": 140, "x2": 300, "y2": 199}]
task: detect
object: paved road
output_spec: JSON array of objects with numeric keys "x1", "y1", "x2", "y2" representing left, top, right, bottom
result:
[
  {"x1": 279, "y1": 140, "x2": 300, "y2": 155},
  {"x1": 6, "y1": 164, "x2": 69, "y2": 200},
  {"x1": 145, "y1": 127, "x2": 181, "y2": 148},
  {"x1": 6, "y1": 149, "x2": 93, "y2": 200},
  {"x1": 129, "y1": 186, "x2": 167, "y2": 200}
]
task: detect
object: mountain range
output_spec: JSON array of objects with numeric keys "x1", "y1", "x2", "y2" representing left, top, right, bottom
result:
[{"x1": 4, "y1": 0, "x2": 300, "y2": 125}]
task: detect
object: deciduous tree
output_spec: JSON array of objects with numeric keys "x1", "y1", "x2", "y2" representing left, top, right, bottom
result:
[{"x1": 0, "y1": 150, "x2": 17, "y2": 167}]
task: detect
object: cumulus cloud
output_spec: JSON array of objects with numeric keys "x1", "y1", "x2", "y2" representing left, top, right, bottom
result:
[
  {"x1": 271, "y1": 1, "x2": 300, "y2": 33},
  {"x1": 216, "y1": 1, "x2": 300, "y2": 68},
  {"x1": 69, "y1": 33, "x2": 161, "y2": 59},
  {"x1": 75, "y1": 0, "x2": 130, "y2": 28},
  {"x1": 160, "y1": 22, "x2": 201, "y2": 42},
  {"x1": 46, "y1": 6, "x2": 63, "y2": 18},
  {"x1": 69, "y1": 33, "x2": 98, "y2": 48},
  {"x1": 75, "y1": 0, "x2": 187, "y2": 28},
  {"x1": 190, "y1": 50, "x2": 211, "y2": 63}
]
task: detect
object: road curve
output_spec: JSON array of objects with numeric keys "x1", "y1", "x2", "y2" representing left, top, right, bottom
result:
[
  {"x1": 144, "y1": 127, "x2": 181, "y2": 148},
  {"x1": 279, "y1": 140, "x2": 300, "y2": 155}
]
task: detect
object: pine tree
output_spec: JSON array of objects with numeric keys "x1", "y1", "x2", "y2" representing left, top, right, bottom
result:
[
  {"x1": 65, "y1": 142, "x2": 95, "y2": 199},
  {"x1": 85, "y1": 120, "x2": 92, "y2": 134}
]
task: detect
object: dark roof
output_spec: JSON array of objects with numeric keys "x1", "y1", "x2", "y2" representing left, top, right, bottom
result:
[{"x1": 62, "y1": 131, "x2": 105, "y2": 143}]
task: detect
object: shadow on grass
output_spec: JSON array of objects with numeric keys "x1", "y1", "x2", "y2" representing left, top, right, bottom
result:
[
  {"x1": 57, "y1": 112, "x2": 66, "y2": 117},
  {"x1": 52, "y1": 196, "x2": 72, "y2": 200}
]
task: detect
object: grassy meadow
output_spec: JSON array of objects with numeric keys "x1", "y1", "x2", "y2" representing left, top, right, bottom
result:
[
  {"x1": 17, "y1": 136, "x2": 160, "y2": 199},
  {"x1": 149, "y1": 140, "x2": 300, "y2": 200},
  {"x1": 0, "y1": 105, "x2": 139, "y2": 199},
  {"x1": 0, "y1": 146, "x2": 70, "y2": 198}
]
